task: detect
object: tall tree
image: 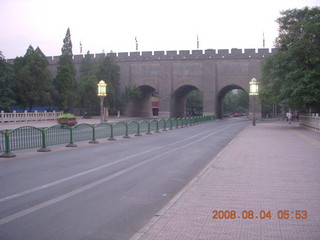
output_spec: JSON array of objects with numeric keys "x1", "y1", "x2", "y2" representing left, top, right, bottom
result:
[
  {"x1": 260, "y1": 7, "x2": 320, "y2": 111},
  {"x1": 53, "y1": 28, "x2": 77, "y2": 110},
  {"x1": 78, "y1": 51, "x2": 99, "y2": 111},
  {"x1": 0, "y1": 52, "x2": 16, "y2": 111},
  {"x1": 13, "y1": 46, "x2": 51, "y2": 111},
  {"x1": 96, "y1": 54, "x2": 120, "y2": 114},
  {"x1": 59, "y1": 28, "x2": 73, "y2": 66}
]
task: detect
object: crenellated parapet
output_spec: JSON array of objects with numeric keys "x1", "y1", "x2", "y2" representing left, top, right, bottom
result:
[
  {"x1": 115, "y1": 48, "x2": 276, "y2": 61},
  {"x1": 40, "y1": 48, "x2": 277, "y2": 65},
  {"x1": 6, "y1": 48, "x2": 276, "y2": 82},
  {"x1": 6, "y1": 48, "x2": 276, "y2": 65}
]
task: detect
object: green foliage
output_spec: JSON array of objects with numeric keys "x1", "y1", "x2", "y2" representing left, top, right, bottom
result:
[
  {"x1": 123, "y1": 85, "x2": 142, "y2": 101},
  {"x1": 59, "y1": 28, "x2": 73, "y2": 66},
  {"x1": 53, "y1": 28, "x2": 77, "y2": 110},
  {"x1": 53, "y1": 65, "x2": 77, "y2": 109},
  {"x1": 78, "y1": 75, "x2": 98, "y2": 109},
  {"x1": 260, "y1": 7, "x2": 320, "y2": 111},
  {"x1": 78, "y1": 52, "x2": 99, "y2": 110},
  {"x1": 96, "y1": 55, "x2": 121, "y2": 112},
  {"x1": 186, "y1": 90, "x2": 203, "y2": 115},
  {"x1": 114, "y1": 85, "x2": 142, "y2": 113},
  {"x1": 223, "y1": 90, "x2": 249, "y2": 114},
  {"x1": 58, "y1": 113, "x2": 76, "y2": 120},
  {"x1": 13, "y1": 46, "x2": 51, "y2": 111},
  {"x1": 0, "y1": 52, "x2": 16, "y2": 111}
]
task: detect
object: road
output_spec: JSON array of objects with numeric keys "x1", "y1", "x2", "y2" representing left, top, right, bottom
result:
[{"x1": 0, "y1": 118, "x2": 249, "y2": 240}]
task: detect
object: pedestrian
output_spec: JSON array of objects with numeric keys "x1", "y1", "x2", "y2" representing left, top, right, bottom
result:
[{"x1": 286, "y1": 112, "x2": 292, "y2": 124}]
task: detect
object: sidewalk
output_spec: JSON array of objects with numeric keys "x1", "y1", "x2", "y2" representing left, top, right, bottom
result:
[
  {"x1": 132, "y1": 121, "x2": 320, "y2": 240},
  {"x1": 0, "y1": 116, "x2": 142, "y2": 130}
]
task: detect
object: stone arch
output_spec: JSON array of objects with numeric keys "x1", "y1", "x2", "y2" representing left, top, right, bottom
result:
[
  {"x1": 126, "y1": 85, "x2": 156, "y2": 118},
  {"x1": 216, "y1": 84, "x2": 248, "y2": 119},
  {"x1": 171, "y1": 85, "x2": 200, "y2": 118}
]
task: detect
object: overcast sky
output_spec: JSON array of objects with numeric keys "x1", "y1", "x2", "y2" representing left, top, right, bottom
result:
[{"x1": 1, "y1": 0, "x2": 319, "y2": 59}]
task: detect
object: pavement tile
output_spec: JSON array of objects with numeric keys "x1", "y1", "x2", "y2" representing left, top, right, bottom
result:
[{"x1": 135, "y1": 121, "x2": 320, "y2": 240}]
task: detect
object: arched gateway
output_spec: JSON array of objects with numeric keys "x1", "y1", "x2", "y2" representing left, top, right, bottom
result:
[{"x1": 43, "y1": 48, "x2": 276, "y2": 118}]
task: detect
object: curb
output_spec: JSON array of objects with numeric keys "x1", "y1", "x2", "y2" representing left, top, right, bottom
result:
[{"x1": 129, "y1": 125, "x2": 248, "y2": 240}]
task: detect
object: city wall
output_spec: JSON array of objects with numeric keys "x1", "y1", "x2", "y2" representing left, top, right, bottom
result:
[{"x1": 7, "y1": 48, "x2": 276, "y2": 118}]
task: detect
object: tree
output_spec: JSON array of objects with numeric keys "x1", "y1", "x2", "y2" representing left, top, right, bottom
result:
[
  {"x1": 223, "y1": 90, "x2": 249, "y2": 114},
  {"x1": 96, "y1": 54, "x2": 120, "y2": 114},
  {"x1": 53, "y1": 28, "x2": 77, "y2": 110},
  {"x1": 260, "y1": 7, "x2": 320, "y2": 112},
  {"x1": 13, "y1": 46, "x2": 51, "y2": 111},
  {"x1": 78, "y1": 51, "x2": 99, "y2": 112},
  {"x1": 122, "y1": 85, "x2": 142, "y2": 101},
  {"x1": 0, "y1": 52, "x2": 16, "y2": 111},
  {"x1": 59, "y1": 28, "x2": 73, "y2": 66},
  {"x1": 186, "y1": 90, "x2": 203, "y2": 116},
  {"x1": 53, "y1": 65, "x2": 77, "y2": 110}
]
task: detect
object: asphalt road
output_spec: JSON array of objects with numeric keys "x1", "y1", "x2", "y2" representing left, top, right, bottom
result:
[{"x1": 0, "y1": 118, "x2": 249, "y2": 240}]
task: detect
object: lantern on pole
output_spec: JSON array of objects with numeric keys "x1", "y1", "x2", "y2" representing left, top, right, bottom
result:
[
  {"x1": 97, "y1": 80, "x2": 107, "y2": 122},
  {"x1": 249, "y1": 78, "x2": 259, "y2": 126}
]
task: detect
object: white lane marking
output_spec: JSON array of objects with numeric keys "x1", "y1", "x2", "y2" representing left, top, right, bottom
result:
[
  {"x1": 0, "y1": 123, "x2": 239, "y2": 226},
  {"x1": 1, "y1": 123, "x2": 242, "y2": 225},
  {"x1": 0, "y1": 147, "x2": 162, "y2": 204},
  {"x1": 0, "y1": 124, "x2": 223, "y2": 203}
]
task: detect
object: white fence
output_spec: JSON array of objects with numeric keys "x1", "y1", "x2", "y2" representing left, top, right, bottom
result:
[
  {"x1": 0, "y1": 110, "x2": 63, "y2": 123},
  {"x1": 299, "y1": 114, "x2": 320, "y2": 131}
]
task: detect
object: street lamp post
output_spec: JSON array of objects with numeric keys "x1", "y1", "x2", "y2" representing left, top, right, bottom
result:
[
  {"x1": 249, "y1": 78, "x2": 259, "y2": 126},
  {"x1": 97, "y1": 80, "x2": 107, "y2": 122}
]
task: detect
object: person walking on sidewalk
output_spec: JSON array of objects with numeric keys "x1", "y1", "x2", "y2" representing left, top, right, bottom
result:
[{"x1": 286, "y1": 111, "x2": 292, "y2": 124}]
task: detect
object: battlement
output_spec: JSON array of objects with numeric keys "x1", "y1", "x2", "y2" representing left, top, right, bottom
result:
[
  {"x1": 43, "y1": 48, "x2": 276, "y2": 64},
  {"x1": 7, "y1": 48, "x2": 276, "y2": 65}
]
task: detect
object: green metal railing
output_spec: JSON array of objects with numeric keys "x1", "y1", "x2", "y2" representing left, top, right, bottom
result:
[{"x1": 0, "y1": 116, "x2": 215, "y2": 157}]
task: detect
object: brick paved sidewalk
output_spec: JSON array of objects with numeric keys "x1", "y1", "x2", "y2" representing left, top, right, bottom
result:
[{"x1": 132, "y1": 121, "x2": 320, "y2": 240}]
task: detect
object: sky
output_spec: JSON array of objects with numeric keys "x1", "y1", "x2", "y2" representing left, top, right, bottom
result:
[{"x1": 1, "y1": 0, "x2": 319, "y2": 59}]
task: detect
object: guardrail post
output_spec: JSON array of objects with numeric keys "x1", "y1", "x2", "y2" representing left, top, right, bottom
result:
[
  {"x1": 135, "y1": 122, "x2": 142, "y2": 136},
  {"x1": 89, "y1": 125, "x2": 99, "y2": 144},
  {"x1": 155, "y1": 120, "x2": 161, "y2": 133},
  {"x1": 181, "y1": 118, "x2": 185, "y2": 128},
  {"x1": 162, "y1": 119, "x2": 168, "y2": 131},
  {"x1": 65, "y1": 127, "x2": 77, "y2": 147},
  {"x1": 175, "y1": 118, "x2": 179, "y2": 129},
  {"x1": 145, "y1": 121, "x2": 152, "y2": 135},
  {"x1": 0, "y1": 130, "x2": 16, "y2": 158},
  {"x1": 37, "y1": 129, "x2": 51, "y2": 152},
  {"x1": 123, "y1": 123, "x2": 130, "y2": 138},
  {"x1": 108, "y1": 124, "x2": 116, "y2": 141},
  {"x1": 169, "y1": 119, "x2": 174, "y2": 130}
]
